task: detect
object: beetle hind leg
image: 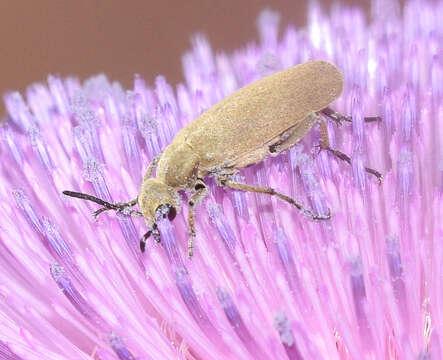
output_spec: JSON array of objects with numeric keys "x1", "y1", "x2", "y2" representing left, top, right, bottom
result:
[
  {"x1": 321, "y1": 106, "x2": 380, "y2": 124},
  {"x1": 318, "y1": 120, "x2": 383, "y2": 183},
  {"x1": 216, "y1": 176, "x2": 330, "y2": 220}
]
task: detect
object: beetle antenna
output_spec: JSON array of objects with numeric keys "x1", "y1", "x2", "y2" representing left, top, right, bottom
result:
[
  {"x1": 140, "y1": 231, "x2": 150, "y2": 252},
  {"x1": 63, "y1": 191, "x2": 118, "y2": 209},
  {"x1": 140, "y1": 224, "x2": 160, "y2": 252}
]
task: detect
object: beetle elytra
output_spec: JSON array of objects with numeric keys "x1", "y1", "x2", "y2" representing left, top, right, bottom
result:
[{"x1": 64, "y1": 60, "x2": 382, "y2": 257}]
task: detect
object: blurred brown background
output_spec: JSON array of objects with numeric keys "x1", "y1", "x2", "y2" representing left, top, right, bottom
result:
[{"x1": 0, "y1": 1, "x2": 378, "y2": 115}]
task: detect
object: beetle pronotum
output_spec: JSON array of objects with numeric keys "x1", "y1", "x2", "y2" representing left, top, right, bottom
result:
[{"x1": 64, "y1": 60, "x2": 382, "y2": 257}]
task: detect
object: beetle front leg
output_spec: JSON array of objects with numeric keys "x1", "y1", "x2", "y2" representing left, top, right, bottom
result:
[
  {"x1": 91, "y1": 198, "x2": 142, "y2": 218},
  {"x1": 318, "y1": 120, "x2": 383, "y2": 183},
  {"x1": 216, "y1": 176, "x2": 330, "y2": 220},
  {"x1": 187, "y1": 179, "x2": 208, "y2": 258},
  {"x1": 143, "y1": 153, "x2": 162, "y2": 181},
  {"x1": 321, "y1": 106, "x2": 381, "y2": 125}
]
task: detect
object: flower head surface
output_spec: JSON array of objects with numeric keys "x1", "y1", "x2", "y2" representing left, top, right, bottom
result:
[{"x1": 0, "y1": 1, "x2": 442, "y2": 359}]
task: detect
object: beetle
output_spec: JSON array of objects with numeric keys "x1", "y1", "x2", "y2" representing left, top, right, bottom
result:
[{"x1": 64, "y1": 60, "x2": 382, "y2": 257}]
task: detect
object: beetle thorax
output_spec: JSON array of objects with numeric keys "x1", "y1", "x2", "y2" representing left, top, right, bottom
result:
[{"x1": 156, "y1": 142, "x2": 201, "y2": 189}]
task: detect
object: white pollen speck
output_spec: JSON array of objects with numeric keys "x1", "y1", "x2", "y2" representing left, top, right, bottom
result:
[{"x1": 273, "y1": 310, "x2": 295, "y2": 347}]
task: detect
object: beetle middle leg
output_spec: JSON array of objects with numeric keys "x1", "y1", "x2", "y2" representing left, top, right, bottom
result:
[
  {"x1": 318, "y1": 119, "x2": 383, "y2": 183},
  {"x1": 187, "y1": 179, "x2": 209, "y2": 258},
  {"x1": 216, "y1": 176, "x2": 330, "y2": 220}
]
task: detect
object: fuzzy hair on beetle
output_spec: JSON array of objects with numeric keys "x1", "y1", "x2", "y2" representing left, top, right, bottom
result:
[{"x1": 64, "y1": 60, "x2": 382, "y2": 257}]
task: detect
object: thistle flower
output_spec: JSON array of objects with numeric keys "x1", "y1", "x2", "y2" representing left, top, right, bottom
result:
[{"x1": 0, "y1": 0, "x2": 442, "y2": 359}]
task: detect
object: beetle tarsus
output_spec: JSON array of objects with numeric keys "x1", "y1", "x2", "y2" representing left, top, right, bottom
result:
[
  {"x1": 367, "y1": 169, "x2": 383, "y2": 185},
  {"x1": 188, "y1": 236, "x2": 195, "y2": 258},
  {"x1": 312, "y1": 208, "x2": 331, "y2": 221},
  {"x1": 93, "y1": 207, "x2": 109, "y2": 219},
  {"x1": 217, "y1": 177, "x2": 329, "y2": 221},
  {"x1": 143, "y1": 154, "x2": 162, "y2": 182},
  {"x1": 186, "y1": 180, "x2": 208, "y2": 259},
  {"x1": 321, "y1": 107, "x2": 381, "y2": 125},
  {"x1": 362, "y1": 116, "x2": 381, "y2": 122},
  {"x1": 324, "y1": 147, "x2": 383, "y2": 183}
]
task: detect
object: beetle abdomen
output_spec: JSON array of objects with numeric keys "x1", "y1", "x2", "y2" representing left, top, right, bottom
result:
[{"x1": 180, "y1": 60, "x2": 343, "y2": 170}]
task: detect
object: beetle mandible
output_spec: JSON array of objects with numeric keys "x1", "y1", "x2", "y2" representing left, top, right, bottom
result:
[{"x1": 64, "y1": 60, "x2": 382, "y2": 257}]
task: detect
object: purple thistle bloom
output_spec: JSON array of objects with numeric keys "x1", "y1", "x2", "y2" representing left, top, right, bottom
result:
[{"x1": 0, "y1": 0, "x2": 442, "y2": 358}]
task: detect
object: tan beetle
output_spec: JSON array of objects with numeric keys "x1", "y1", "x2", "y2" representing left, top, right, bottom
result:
[{"x1": 64, "y1": 60, "x2": 381, "y2": 257}]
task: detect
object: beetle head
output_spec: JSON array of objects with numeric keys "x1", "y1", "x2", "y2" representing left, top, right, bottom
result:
[{"x1": 138, "y1": 178, "x2": 178, "y2": 226}]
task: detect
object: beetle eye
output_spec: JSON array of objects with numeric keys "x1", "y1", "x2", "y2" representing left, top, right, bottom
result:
[
  {"x1": 167, "y1": 205, "x2": 177, "y2": 221},
  {"x1": 194, "y1": 183, "x2": 205, "y2": 191}
]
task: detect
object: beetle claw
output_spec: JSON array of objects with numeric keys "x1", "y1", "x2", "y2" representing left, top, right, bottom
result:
[
  {"x1": 93, "y1": 207, "x2": 107, "y2": 219},
  {"x1": 312, "y1": 144, "x2": 324, "y2": 157},
  {"x1": 311, "y1": 211, "x2": 331, "y2": 221},
  {"x1": 314, "y1": 209, "x2": 331, "y2": 220}
]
